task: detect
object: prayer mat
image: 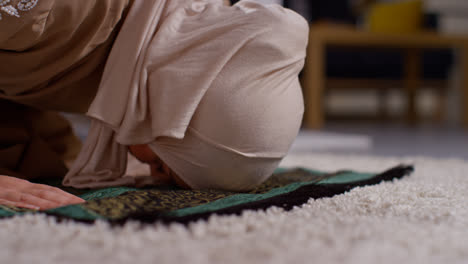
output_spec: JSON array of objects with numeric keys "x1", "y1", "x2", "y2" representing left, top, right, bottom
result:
[{"x1": 0, "y1": 165, "x2": 413, "y2": 225}]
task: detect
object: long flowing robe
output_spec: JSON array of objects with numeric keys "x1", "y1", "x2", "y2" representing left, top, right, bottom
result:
[{"x1": 63, "y1": 0, "x2": 308, "y2": 190}]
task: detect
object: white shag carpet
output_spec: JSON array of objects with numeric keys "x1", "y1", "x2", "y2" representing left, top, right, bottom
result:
[{"x1": 2, "y1": 153, "x2": 468, "y2": 264}]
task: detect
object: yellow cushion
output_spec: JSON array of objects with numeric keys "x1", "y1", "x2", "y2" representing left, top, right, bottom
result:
[{"x1": 367, "y1": 0, "x2": 423, "y2": 34}]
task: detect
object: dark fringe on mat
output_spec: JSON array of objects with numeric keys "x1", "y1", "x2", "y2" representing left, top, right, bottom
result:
[{"x1": 102, "y1": 165, "x2": 413, "y2": 226}]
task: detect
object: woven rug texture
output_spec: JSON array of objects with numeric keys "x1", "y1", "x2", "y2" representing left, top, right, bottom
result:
[{"x1": 1, "y1": 154, "x2": 467, "y2": 264}]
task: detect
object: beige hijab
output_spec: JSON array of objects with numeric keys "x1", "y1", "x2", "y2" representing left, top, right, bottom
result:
[{"x1": 63, "y1": 0, "x2": 308, "y2": 189}]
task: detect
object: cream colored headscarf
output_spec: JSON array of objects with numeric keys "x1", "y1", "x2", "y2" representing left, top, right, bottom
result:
[{"x1": 63, "y1": 0, "x2": 309, "y2": 190}]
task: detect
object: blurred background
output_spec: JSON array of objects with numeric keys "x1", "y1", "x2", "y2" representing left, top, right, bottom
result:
[{"x1": 230, "y1": 0, "x2": 468, "y2": 160}]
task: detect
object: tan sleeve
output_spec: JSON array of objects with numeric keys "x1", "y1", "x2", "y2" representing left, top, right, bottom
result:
[{"x1": 0, "y1": 0, "x2": 132, "y2": 113}]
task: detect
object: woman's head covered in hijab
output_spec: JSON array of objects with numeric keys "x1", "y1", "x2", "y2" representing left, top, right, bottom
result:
[
  {"x1": 141, "y1": 3, "x2": 309, "y2": 191},
  {"x1": 63, "y1": 0, "x2": 309, "y2": 191}
]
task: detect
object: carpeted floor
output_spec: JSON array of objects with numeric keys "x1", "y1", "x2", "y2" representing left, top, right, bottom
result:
[
  {"x1": 0, "y1": 164, "x2": 412, "y2": 223},
  {"x1": 1, "y1": 153, "x2": 467, "y2": 264}
]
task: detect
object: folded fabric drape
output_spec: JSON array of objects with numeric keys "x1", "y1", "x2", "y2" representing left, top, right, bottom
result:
[{"x1": 63, "y1": 0, "x2": 309, "y2": 190}]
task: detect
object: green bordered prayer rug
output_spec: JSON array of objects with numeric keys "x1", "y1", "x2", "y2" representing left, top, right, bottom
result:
[{"x1": 0, "y1": 165, "x2": 413, "y2": 225}]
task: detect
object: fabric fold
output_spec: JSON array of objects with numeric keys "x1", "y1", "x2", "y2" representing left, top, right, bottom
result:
[{"x1": 63, "y1": 0, "x2": 309, "y2": 189}]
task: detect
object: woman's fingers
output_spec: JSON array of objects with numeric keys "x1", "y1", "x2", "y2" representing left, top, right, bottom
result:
[
  {"x1": 0, "y1": 198, "x2": 41, "y2": 210},
  {"x1": 15, "y1": 192, "x2": 61, "y2": 209},
  {"x1": 1, "y1": 176, "x2": 82, "y2": 202},
  {"x1": 0, "y1": 176, "x2": 32, "y2": 189},
  {"x1": 0, "y1": 189, "x2": 61, "y2": 210},
  {"x1": 32, "y1": 184, "x2": 85, "y2": 204},
  {"x1": 0, "y1": 175, "x2": 86, "y2": 210},
  {"x1": 28, "y1": 189, "x2": 84, "y2": 206}
]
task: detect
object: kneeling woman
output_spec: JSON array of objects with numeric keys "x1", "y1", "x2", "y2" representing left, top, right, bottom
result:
[{"x1": 0, "y1": 0, "x2": 308, "y2": 209}]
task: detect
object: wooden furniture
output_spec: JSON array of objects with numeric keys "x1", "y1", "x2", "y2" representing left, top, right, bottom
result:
[{"x1": 302, "y1": 24, "x2": 468, "y2": 129}]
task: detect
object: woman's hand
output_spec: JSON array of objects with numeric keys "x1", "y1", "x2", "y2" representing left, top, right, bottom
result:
[{"x1": 0, "y1": 175, "x2": 85, "y2": 210}]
